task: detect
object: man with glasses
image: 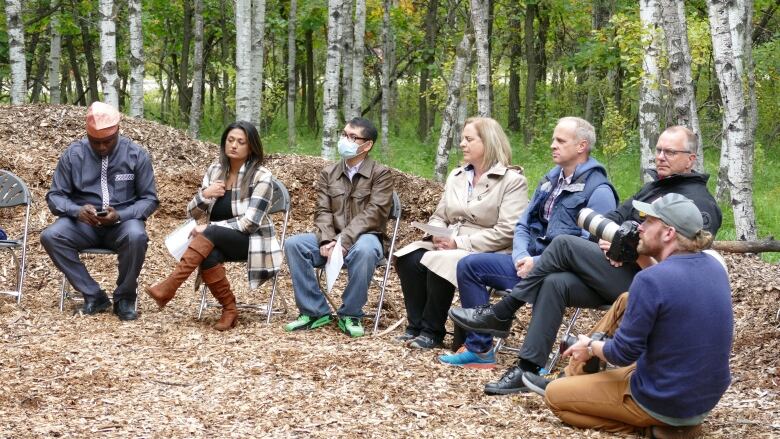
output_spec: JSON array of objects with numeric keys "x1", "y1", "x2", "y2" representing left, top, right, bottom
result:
[
  {"x1": 449, "y1": 125, "x2": 722, "y2": 395},
  {"x1": 284, "y1": 117, "x2": 394, "y2": 337}
]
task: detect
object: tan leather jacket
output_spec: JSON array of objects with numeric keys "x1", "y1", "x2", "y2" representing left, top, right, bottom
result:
[{"x1": 314, "y1": 156, "x2": 394, "y2": 251}]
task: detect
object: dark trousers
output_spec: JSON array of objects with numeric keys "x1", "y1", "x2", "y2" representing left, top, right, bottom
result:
[
  {"x1": 40, "y1": 217, "x2": 148, "y2": 300},
  {"x1": 396, "y1": 249, "x2": 456, "y2": 342},
  {"x1": 201, "y1": 225, "x2": 249, "y2": 269},
  {"x1": 511, "y1": 235, "x2": 639, "y2": 367}
]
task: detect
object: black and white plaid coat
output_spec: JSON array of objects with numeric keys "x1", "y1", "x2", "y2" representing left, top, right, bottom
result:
[{"x1": 187, "y1": 162, "x2": 282, "y2": 288}]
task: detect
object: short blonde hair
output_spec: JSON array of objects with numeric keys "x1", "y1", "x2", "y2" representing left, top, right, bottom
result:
[{"x1": 463, "y1": 117, "x2": 512, "y2": 169}]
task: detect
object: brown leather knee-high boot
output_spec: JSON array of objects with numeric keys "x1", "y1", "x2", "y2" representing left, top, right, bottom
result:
[
  {"x1": 145, "y1": 234, "x2": 214, "y2": 309},
  {"x1": 202, "y1": 264, "x2": 238, "y2": 331}
]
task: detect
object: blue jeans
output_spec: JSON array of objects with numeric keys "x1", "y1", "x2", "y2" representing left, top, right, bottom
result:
[
  {"x1": 284, "y1": 233, "x2": 382, "y2": 318},
  {"x1": 456, "y1": 253, "x2": 521, "y2": 353}
]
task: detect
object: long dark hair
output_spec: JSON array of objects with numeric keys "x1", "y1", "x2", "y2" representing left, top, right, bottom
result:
[{"x1": 218, "y1": 121, "x2": 264, "y2": 195}]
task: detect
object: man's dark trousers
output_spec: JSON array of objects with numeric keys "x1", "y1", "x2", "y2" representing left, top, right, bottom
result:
[
  {"x1": 41, "y1": 217, "x2": 148, "y2": 300},
  {"x1": 511, "y1": 235, "x2": 639, "y2": 367}
]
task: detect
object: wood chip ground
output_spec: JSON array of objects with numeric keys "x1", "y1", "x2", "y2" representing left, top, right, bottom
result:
[{"x1": 0, "y1": 105, "x2": 777, "y2": 437}]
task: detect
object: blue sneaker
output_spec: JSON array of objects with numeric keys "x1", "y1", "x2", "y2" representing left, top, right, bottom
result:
[{"x1": 438, "y1": 347, "x2": 496, "y2": 369}]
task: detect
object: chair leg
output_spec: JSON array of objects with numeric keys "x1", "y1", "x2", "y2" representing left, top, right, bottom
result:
[
  {"x1": 59, "y1": 275, "x2": 68, "y2": 312},
  {"x1": 197, "y1": 284, "x2": 208, "y2": 320},
  {"x1": 546, "y1": 308, "x2": 582, "y2": 372}
]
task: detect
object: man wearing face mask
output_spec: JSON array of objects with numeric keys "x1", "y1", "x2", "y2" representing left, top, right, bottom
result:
[{"x1": 284, "y1": 117, "x2": 394, "y2": 337}]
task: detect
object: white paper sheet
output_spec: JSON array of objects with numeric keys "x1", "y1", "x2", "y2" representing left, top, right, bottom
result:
[
  {"x1": 165, "y1": 219, "x2": 197, "y2": 261},
  {"x1": 411, "y1": 221, "x2": 457, "y2": 238},
  {"x1": 324, "y1": 236, "x2": 344, "y2": 293}
]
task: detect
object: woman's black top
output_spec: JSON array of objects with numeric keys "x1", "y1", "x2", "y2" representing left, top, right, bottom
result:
[{"x1": 209, "y1": 190, "x2": 233, "y2": 221}]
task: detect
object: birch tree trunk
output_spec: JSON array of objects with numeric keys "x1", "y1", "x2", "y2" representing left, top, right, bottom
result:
[
  {"x1": 189, "y1": 0, "x2": 205, "y2": 137},
  {"x1": 235, "y1": 0, "x2": 253, "y2": 121},
  {"x1": 49, "y1": 9, "x2": 62, "y2": 104},
  {"x1": 5, "y1": 0, "x2": 27, "y2": 104},
  {"x1": 250, "y1": 0, "x2": 267, "y2": 127},
  {"x1": 470, "y1": 0, "x2": 490, "y2": 117},
  {"x1": 349, "y1": 0, "x2": 367, "y2": 120},
  {"x1": 658, "y1": 0, "x2": 703, "y2": 171},
  {"x1": 287, "y1": 0, "x2": 298, "y2": 148},
  {"x1": 340, "y1": 0, "x2": 354, "y2": 118},
  {"x1": 128, "y1": 0, "x2": 144, "y2": 117},
  {"x1": 708, "y1": 0, "x2": 757, "y2": 240},
  {"x1": 639, "y1": 0, "x2": 662, "y2": 183},
  {"x1": 716, "y1": 0, "x2": 757, "y2": 201},
  {"x1": 98, "y1": 0, "x2": 119, "y2": 108},
  {"x1": 380, "y1": 0, "x2": 393, "y2": 152},
  {"x1": 322, "y1": 0, "x2": 344, "y2": 158},
  {"x1": 434, "y1": 33, "x2": 474, "y2": 182}
]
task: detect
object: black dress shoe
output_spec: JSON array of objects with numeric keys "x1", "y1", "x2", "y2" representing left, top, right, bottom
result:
[
  {"x1": 521, "y1": 371, "x2": 553, "y2": 397},
  {"x1": 82, "y1": 292, "x2": 111, "y2": 315},
  {"x1": 449, "y1": 305, "x2": 513, "y2": 338},
  {"x1": 113, "y1": 298, "x2": 138, "y2": 321},
  {"x1": 484, "y1": 362, "x2": 532, "y2": 395}
]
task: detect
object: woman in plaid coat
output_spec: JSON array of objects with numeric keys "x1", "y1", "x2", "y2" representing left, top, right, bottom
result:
[{"x1": 146, "y1": 121, "x2": 281, "y2": 330}]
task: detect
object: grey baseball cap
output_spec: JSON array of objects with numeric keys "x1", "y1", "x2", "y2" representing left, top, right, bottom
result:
[{"x1": 632, "y1": 193, "x2": 703, "y2": 239}]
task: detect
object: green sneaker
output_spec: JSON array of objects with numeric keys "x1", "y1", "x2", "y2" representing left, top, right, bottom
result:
[
  {"x1": 338, "y1": 316, "x2": 364, "y2": 338},
  {"x1": 284, "y1": 314, "x2": 332, "y2": 332}
]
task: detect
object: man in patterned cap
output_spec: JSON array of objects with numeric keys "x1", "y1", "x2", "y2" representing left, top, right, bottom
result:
[{"x1": 41, "y1": 102, "x2": 159, "y2": 321}]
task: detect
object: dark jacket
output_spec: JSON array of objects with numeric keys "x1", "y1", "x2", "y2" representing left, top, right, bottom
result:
[
  {"x1": 314, "y1": 156, "x2": 394, "y2": 251},
  {"x1": 520, "y1": 157, "x2": 618, "y2": 259},
  {"x1": 606, "y1": 170, "x2": 722, "y2": 235}
]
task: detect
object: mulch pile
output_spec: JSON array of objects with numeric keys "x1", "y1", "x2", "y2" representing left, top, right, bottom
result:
[{"x1": 0, "y1": 104, "x2": 777, "y2": 437}]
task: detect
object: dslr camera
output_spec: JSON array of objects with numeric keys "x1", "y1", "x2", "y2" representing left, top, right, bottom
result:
[{"x1": 577, "y1": 208, "x2": 640, "y2": 263}]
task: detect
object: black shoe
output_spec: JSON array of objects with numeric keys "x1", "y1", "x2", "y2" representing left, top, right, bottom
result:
[
  {"x1": 113, "y1": 298, "x2": 138, "y2": 321},
  {"x1": 395, "y1": 330, "x2": 418, "y2": 343},
  {"x1": 484, "y1": 363, "x2": 532, "y2": 395},
  {"x1": 449, "y1": 305, "x2": 513, "y2": 338},
  {"x1": 521, "y1": 371, "x2": 554, "y2": 397},
  {"x1": 82, "y1": 291, "x2": 111, "y2": 315},
  {"x1": 406, "y1": 335, "x2": 443, "y2": 350}
]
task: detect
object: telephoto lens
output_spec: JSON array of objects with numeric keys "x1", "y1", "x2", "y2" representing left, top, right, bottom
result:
[
  {"x1": 577, "y1": 208, "x2": 640, "y2": 263},
  {"x1": 577, "y1": 208, "x2": 620, "y2": 242}
]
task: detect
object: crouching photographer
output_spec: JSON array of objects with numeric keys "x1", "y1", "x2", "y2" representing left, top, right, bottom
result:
[
  {"x1": 448, "y1": 126, "x2": 723, "y2": 396},
  {"x1": 526, "y1": 194, "x2": 733, "y2": 437}
]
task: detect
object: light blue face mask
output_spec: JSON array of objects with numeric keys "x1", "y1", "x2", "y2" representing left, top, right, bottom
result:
[{"x1": 337, "y1": 137, "x2": 361, "y2": 159}]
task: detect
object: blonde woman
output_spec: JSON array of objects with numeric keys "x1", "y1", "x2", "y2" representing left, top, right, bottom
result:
[{"x1": 394, "y1": 117, "x2": 528, "y2": 355}]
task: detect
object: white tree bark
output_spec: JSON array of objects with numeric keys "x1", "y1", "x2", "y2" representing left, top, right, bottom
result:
[
  {"x1": 235, "y1": 0, "x2": 253, "y2": 121},
  {"x1": 49, "y1": 9, "x2": 62, "y2": 104},
  {"x1": 128, "y1": 0, "x2": 144, "y2": 117},
  {"x1": 322, "y1": 0, "x2": 344, "y2": 158},
  {"x1": 434, "y1": 32, "x2": 474, "y2": 182},
  {"x1": 189, "y1": 0, "x2": 205, "y2": 137},
  {"x1": 380, "y1": 0, "x2": 393, "y2": 152},
  {"x1": 287, "y1": 0, "x2": 298, "y2": 148},
  {"x1": 716, "y1": 0, "x2": 757, "y2": 201},
  {"x1": 250, "y1": 0, "x2": 267, "y2": 127},
  {"x1": 348, "y1": 0, "x2": 367, "y2": 120},
  {"x1": 658, "y1": 0, "x2": 703, "y2": 171},
  {"x1": 470, "y1": 0, "x2": 490, "y2": 117},
  {"x1": 98, "y1": 0, "x2": 119, "y2": 108},
  {"x1": 5, "y1": 0, "x2": 27, "y2": 104},
  {"x1": 639, "y1": 0, "x2": 662, "y2": 183},
  {"x1": 708, "y1": 0, "x2": 757, "y2": 240},
  {"x1": 340, "y1": 0, "x2": 354, "y2": 118}
]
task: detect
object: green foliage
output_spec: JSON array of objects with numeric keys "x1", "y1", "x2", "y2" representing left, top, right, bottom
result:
[{"x1": 599, "y1": 99, "x2": 629, "y2": 175}]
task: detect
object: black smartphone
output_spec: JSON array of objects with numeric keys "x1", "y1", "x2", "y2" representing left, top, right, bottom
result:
[{"x1": 96, "y1": 210, "x2": 108, "y2": 217}]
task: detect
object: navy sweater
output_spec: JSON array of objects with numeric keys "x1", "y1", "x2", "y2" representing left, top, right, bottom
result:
[{"x1": 603, "y1": 252, "x2": 733, "y2": 418}]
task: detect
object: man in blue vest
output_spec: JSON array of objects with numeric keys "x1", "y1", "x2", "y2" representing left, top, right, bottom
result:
[{"x1": 439, "y1": 116, "x2": 618, "y2": 369}]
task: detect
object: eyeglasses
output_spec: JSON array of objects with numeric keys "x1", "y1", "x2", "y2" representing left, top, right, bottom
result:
[
  {"x1": 655, "y1": 147, "x2": 692, "y2": 159},
  {"x1": 341, "y1": 131, "x2": 368, "y2": 143}
]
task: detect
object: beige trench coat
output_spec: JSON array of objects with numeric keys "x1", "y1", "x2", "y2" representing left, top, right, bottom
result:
[{"x1": 394, "y1": 162, "x2": 529, "y2": 285}]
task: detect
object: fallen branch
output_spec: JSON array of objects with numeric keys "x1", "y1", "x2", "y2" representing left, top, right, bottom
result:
[{"x1": 712, "y1": 238, "x2": 780, "y2": 253}]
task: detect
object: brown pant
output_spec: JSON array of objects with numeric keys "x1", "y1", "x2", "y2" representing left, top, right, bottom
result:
[
  {"x1": 544, "y1": 365, "x2": 665, "y2": 434},
  {"x1": 563, "y1": 291, "x2": 629, "y2": 377}
]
